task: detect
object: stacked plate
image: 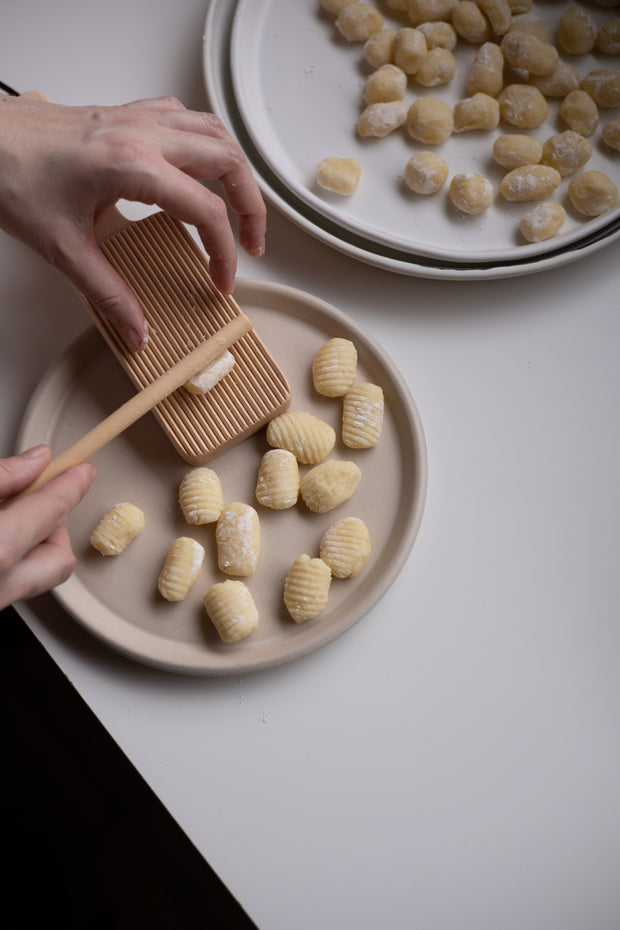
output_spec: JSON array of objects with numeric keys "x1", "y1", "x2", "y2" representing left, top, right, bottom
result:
[{"x1": 203, "y1": 0, "x2": 620, "y2": 280}]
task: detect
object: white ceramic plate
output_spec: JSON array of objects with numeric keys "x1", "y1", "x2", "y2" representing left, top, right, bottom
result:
[
  {"x1": 17, "y1": 280, "x2": 427, "y2": 675},
  {"x1": 230, "y1": 0, "x2": 620, "y2": 263},
  {"x1": 203, "y1": 0, "x2": 620, "y2": 279}
]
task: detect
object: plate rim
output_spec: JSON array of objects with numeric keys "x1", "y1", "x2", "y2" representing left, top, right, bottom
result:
[
  {"x1": 16, "y1": 277, "x2": 428, "y2": 676},
  {"x1": 203, "y1": 0, "x2": 620, "y2": 279}
]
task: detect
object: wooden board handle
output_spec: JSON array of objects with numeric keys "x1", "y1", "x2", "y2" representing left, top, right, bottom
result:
[{"x1": 7, "y1": 314, "x2": 252, "y2": 502}]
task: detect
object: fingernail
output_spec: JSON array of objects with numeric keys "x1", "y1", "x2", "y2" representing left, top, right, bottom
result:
[
  {"x1": 123, "y1": 324, "x2": 149, "y2": 352},
  {"x1": 22, "y1": 444, "x2": 49, "y2": 459}
]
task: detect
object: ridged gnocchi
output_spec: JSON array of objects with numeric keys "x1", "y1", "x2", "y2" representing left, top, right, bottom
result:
[
  {"x1": 300, "y1": 460, "x2": 361, "y2": 513},
  {"x1": 266, "y1": 410, "x2": 336, "y2": 464},
  {"x1": 89, "y1": 503, "x2": 145, "y2": 556},
  {"x1": 216, "y1": 502, "x2": 260, "y2": 576},
  {"x1": 255, "y1": 449, "x2": 300, "y2": 510},
  {"x1": 204, "y1": 580, "x2": 259, "y2": 643},
  {"x1": 183, "y1": 350, "x2": 234, "y2": 395},
  {"x1": 179, "y1": 467, "x2": 224, "y2": 525},
  {"x1": 312, "y1": 337, "x2": 358, "y2": 397},
  {"x1": 157, "y1": 536, "x2": 205, "y2": 602},
  {"x1": 283, "y1": 554, "x2": 332, "y2": 622},
  {"x1": 342, "y1": 383, "x2": 384, "y2": 449},
  {"x1": 319, "y1": 517, "x2": 371, "y2": 579}
]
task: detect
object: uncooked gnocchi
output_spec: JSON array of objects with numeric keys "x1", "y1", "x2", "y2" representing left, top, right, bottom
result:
[
  {"x1": 363, "y1": 64, "x2": 407, "y2": 103},
  {"x1": 477, "y1": 0, "x2": 512, "y2": 35},
  {"x1": 449, "y1": 173, "x2": 494, "y2": 214},
  {"x1": 317, "y1": 0, "x2": 620, "y2": 250},
  {"x1": 179, "y1": 466, "x2": 224, "y2": 525},
  {"x1": 568, "y1": 170, "x2": 619, "y2": 216},
  {"x1": 558, "y1": 6, "x2": 597, "y2": 54},
  {"x1": 417, "y1": 20, "x2": 457, "y2": 49},
  {"x1": 184, "y1": 350, "x2": 234, "y2": 395},
  {"x1": 518, "y1": 202, "x2": 566, "y2": 243},
  {"x1": 500, "y1": 29, "x2": 558, "y2": 76},
  {"x1": 580, "y1": 69, "x2": 620, "y2": 108},
  {"x1": 560, "y1": 90, "x2": 599, "y2": 137},
  {"x1": 602, "y1": 117, "x2": 620, "y2": 150},
  {"x1": 357, "y1": 100, "x2": 407, "y2": 137},
  {"x1": 452, "y1": 2, "x2": 492, "y2": 44},
  {"x1": 157, "y1": 537, "x2": 205, "y2": 602},
  {"x1": 404, "y1": 151, "x2": 449, "y2": 194},
  {"x1": 492, "y1": 134, "x2": 543, "y2": 168},
  {"x1": 90, "y1": 503, "x2": 145, "y2": 556},
  {"x1": 498, "y1": 84, "x2": 549, "y2": 129},
  {"x1": 597, "y1": 19, "x2": 620, "y2": 55},
  {"x1": 335, "y1": 3, "x2": 383, "y2": 41},
  {"x1": 406, "y1": 97, "x2": 454, "y2": 144},
  {"x1": 204, "y1": 580, "x2": 259, "y2": 643},
  {"x1": 283, "y1": 554, "x2": 332, "y2": 622},
  {"x1": 363, "y1": 28, "x2": 397, "y2": 67},
  {"x1": 407, "y1": 0, "x2": 457, "y2": 22},
  {"x1": 300, "y1": 460, "x2": 362, "y2": 513},
  {"x1": 393, "y1": 27, "x2": 428, "y2": 74},
  {"x1": 499, "y1": 165, "x2": 562, "y2": 202},
  {"x1": 453, "y1": 93, "x2": 500, "y2": 132},
  {"x1": 530, "y1": 63, "x2": 579, "y2": 99},
  {"x1": 266, "y1": 410, "x2": 336, "y2": 464},
  {"x1": 466, "y1": 42, "x2": 504, "y2": 97},
  {"x1": 255, "y1": 449, "x2": 300, "y2": 510},
  {"x1": 342, "y1": 383, "x2": 384, "y2": 449},
  {"x1": 312, "y1": 337, "x2": 358, "y2": 397},
  {"x1": 414, "y1": 47, "x2": 456, "y2": 86},
  {"x1": 216, "y1": 502, "x2": 260, "y2": 576},
  {"x1": 316, "y1": 157, "x2": 361, "y2": 195},
  {"x1": 541, "y1": 131, "x2": 593, "y2": 177},
  {"x1": 319, "y1": 517, "x2": 371, "y2": 579}
]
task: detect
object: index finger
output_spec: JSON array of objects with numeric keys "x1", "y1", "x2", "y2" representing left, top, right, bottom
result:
[
  {"x1": 0, "y1": 463, "x2": 96, "y2": 566},
  {"x1": 123, "y1": 102, "x2": 267, "y2": 258}
]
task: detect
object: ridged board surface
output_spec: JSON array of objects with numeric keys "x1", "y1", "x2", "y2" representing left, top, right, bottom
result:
[{"x1": 84, "y1": 211, "x2": 290, "y2": 464}]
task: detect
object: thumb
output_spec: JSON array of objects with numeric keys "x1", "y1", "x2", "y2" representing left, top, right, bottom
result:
[{"x1": 0, "y1": 445, "x2": 52, "y2": 498}]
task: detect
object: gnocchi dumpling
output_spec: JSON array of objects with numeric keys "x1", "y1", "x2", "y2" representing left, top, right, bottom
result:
[
  {"x1": 342, "y1": 383, "x2": 384, "y2": 449},
  {"x1": 216, "y1": 502, "x2": 260, "y2": 576},
  {"x1": 283, "y1": 554, "x2": 332, "y2": 622},
  {"x1": 319, "y1": 517, "x2": 371, "y2": 579},
  {"x1": 300, "y1": 460, "x2": 361, "y2": 513},
  {"x1": 312, "y1": 337, "x2": 358, "y2": 397},
  {"x1": 179, "y1": 467, "x2": 224, "y2": 525},
  {"x1": 183, "y1": 350, "x2": 235, "y2": 395},
  {"x1": 266, "y1": 410, "x2": 336, "y2": 464},
  {"x1": 316, "y1": 157, "x2": 361, "y2": 195},
  {"x1": 335, "y1": 3, "x2": 383, "y2": 42},
  {"x1": 157, "y1": 536, "x2": 205, "y2": 602},
  {"x1": 255, "y1": 449, "x2": 300, "y2": 510},
  {"x1": 89, "y1": 502, "x2": 145, "y2": 556},
  {"x1": 204, "y1": 580, "x2": 259, "y2": 643}
]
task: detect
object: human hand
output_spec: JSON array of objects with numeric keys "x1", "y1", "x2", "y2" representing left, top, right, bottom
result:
[
  {"x1": 0, "y1": 445, "x2": 96, "y2": 609},
  {"x1": 0, "y1": 94, "x2": 267, "y2": 351}
]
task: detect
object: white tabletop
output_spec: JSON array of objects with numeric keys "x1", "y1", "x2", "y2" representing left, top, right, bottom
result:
[{"x1": 2, "y1": 2, "x2": 620, "y2": 928}]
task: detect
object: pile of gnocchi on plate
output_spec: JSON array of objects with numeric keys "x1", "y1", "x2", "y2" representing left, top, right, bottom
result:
[{"x1": 317, "y1": 0, "x2": 620, "y2": 243}]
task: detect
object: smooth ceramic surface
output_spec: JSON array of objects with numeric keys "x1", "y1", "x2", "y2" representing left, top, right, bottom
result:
[{"x1": 17, "y1": 279, "x2": 427, "y2": 674}]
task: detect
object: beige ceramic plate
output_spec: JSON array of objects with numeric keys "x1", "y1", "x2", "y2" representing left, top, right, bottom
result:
[{"x1": 17, "y1": 280, "x2": 427, "y2": 675}]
